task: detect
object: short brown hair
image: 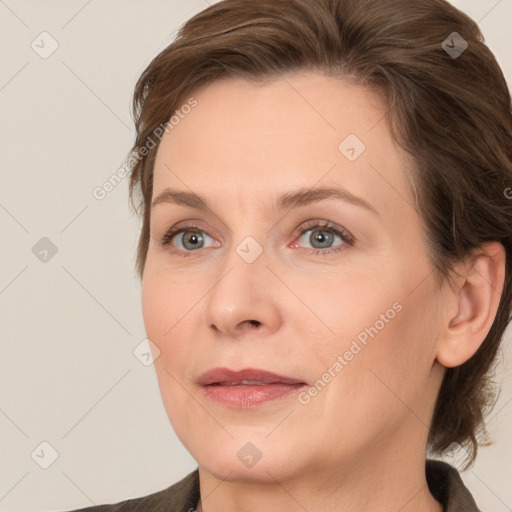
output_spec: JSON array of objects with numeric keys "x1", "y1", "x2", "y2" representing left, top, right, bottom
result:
[{"x1": 127, "y1": 0, "x2": 512, "y2": 469}]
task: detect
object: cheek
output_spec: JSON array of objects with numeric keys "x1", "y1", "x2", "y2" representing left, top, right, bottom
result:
[
  {"x1": 343, "y1": 284, "x2": 442, "y2": 411},
  {"x1": 141, "y1": 264, "x2": 206, "y2": 381},
  {"x1": 310, "y1": 299, "x2": 439, "y2": 449},
  {"x1": 141, "y1": 269, "x2": 183, "y2": 363},
  {"x1": 308, "y1": 266, "x2": 440, "y2": 401},
  {"x1": 141, "y1": 268, "x2": 199, "y2": 432},
  {"x1": 141, "y1": 258, "x2": 193, "y2": 338},
  {"x1": 141, "y1": 275, "x2": 166, "y2": 345}
]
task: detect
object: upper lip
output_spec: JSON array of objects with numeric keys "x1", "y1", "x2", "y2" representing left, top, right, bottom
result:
[{"x1": 198, "y1": 367, "x2": 306, "y2": 386}]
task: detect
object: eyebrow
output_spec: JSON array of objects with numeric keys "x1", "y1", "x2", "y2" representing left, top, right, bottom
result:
[{"x1": 151, "y1": 186, "x2": 379, "y2": 216}]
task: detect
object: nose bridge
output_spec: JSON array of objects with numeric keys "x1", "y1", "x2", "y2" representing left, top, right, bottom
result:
[
  {"x1": 218, "y1": 210, "x2": 270, "y2": 275},
  {"x1": 211, "y1": 229, "x2": 269, "y2": 307}
]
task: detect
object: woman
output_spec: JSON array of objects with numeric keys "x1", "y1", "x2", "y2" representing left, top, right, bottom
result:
[{"x1": 67, "y1": 0, "x2": 512, "y2": 510}]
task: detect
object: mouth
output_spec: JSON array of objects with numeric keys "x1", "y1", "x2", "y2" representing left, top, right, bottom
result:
[{"x1": 198, "y1": 367, "x2": 307, "y2": 408}]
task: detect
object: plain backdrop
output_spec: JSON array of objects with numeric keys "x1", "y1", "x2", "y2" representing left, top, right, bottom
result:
[{"x1": 1, "y1": 1, "x2": 511, "y2": 511}]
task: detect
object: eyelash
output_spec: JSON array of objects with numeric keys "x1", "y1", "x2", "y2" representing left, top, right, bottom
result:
[{"x1": 160, "y1": 220, "x2": 355, "y2": 258}]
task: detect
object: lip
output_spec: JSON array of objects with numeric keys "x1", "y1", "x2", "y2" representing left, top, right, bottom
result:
[
  {"x1": 198, "y1": 367, "x2": 305, "y2": 386},
  {"x1": 198, "y1": 367, "x2": 307, "y2": 408}
]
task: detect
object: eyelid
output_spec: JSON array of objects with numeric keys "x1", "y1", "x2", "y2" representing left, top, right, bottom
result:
[
  {"x1": 160, "y1": 222, "x2": 219, "y2": 248},
  {"x1": 291, "y1": 219, "x2": 355, "y2": 246}
]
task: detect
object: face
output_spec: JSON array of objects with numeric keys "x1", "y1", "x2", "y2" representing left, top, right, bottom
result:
[{"x1": 142, "y1": 71, "x2": 447, "y2": 484}]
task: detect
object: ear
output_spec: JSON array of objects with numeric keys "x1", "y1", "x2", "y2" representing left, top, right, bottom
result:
[{"x1": 436, "y1": 241, "x2": 506, "y2": 368}]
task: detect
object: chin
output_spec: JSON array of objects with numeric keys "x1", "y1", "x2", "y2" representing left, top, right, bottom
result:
[{"x1": 184, "y1": 429, "x2": 312, "y2": 484}]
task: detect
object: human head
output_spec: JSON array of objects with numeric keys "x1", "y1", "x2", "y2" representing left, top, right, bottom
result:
[{"x1": 128, "y1": 0, "x2": 512, "y2": 472}]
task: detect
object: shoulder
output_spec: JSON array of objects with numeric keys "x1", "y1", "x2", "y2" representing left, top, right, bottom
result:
[
  {"x1": 58, "y1": 469, "x2": 200, "y2": 512},
  {"x1": 426, "y1": 459, "x2": 481, "y2": 512}
]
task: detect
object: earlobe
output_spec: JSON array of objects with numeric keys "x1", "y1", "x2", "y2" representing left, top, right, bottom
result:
[{"x1": 436, "y1": 241, "x2": 506, "y2": 368}]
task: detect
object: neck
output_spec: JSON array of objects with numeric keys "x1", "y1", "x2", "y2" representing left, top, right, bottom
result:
[{"x1": 195, "y1": 448, "x2": 443, "y2": 512}]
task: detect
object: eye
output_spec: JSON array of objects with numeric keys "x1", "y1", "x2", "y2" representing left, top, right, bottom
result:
[
  {"x1": 291, "y1": 220, "x2": 354, "y2": 255},
  {"x1": 160, "y1": 224, "x2": 220, "y2": 257},
  {"x1": 159, "y1": 219, "x2": 354, "y2": 258}
]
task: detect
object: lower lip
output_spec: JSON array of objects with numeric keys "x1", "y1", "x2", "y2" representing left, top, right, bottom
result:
[{"x1": 202, "y1": 383, "x2": 307, "y2": 408}]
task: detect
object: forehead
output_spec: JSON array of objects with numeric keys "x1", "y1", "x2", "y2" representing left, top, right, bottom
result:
[{"x1": 152, "y1": 70, "x2": 414, "y2": 218}]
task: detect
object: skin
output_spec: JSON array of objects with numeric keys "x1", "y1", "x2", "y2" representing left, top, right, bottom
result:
[{"x1": 141, "y1": 70, "x2": 505, "y2": 512}]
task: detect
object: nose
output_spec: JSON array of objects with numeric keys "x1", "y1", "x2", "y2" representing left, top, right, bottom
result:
[{"x1": 202, "y1": 242, "x2": 282, "y2": 339}]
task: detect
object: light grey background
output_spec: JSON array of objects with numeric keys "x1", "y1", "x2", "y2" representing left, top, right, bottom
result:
[{"x1": 1, "y1": 1, "x2": 511, "y2": 511}]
